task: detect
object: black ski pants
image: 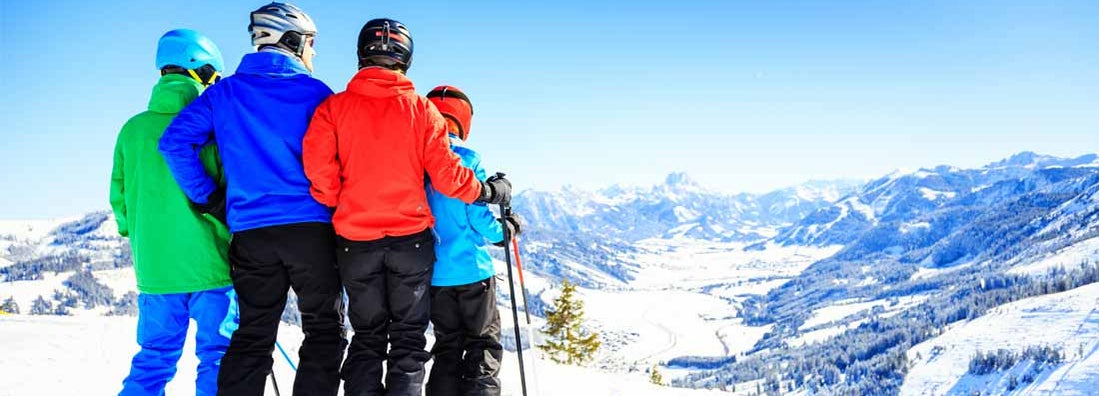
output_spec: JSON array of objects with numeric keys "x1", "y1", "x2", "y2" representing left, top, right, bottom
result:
[
  {"x1": 338, "y1": 229, "x2": 436, "y2": 396},
  {"x1": 426, "y1": 277, "x2": 503, "y2": 396},
  {"x1": 217, "y1": 222, "x2": 347, "y2": 396}
]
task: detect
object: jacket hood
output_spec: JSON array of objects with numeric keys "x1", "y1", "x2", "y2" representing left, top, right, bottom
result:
[
  {"x1": 346, "y1": 67, "x2": 415, "y2": 98},
  {"x1": 148, "y1": 74, "x2": 203, "y2": 114},
  {"x1": 236, "y1": 50, "x2": 310, "y2": 77}
]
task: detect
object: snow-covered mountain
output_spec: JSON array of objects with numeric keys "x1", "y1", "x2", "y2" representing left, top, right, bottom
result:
[
  {"x1": 515, "y1": 172, "x2": 858, "y2": 243},
  {"x1": 504, "y1": 174, "x2": 857, "y2": 288},
  {"x1": 0, "y1": 212, "x2": 131, "y2": 316},
  {"x1": 682, "y1": 153, "x2": 1099, "y2": 394},
  {"x1": 514, "y1": 173, "x2": 857, "y2": 244},
  {"x1": 4, "y1": 152, "x2": 1099, "y2": 395},
  {"x1": 771, "y1": 152, "x2": 1099, "y2": 249},
  {"x1": 901, "y1": 280, "x2": 1099, "y2": 396}
]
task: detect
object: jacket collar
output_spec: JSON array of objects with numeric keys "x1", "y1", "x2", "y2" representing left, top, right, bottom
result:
[
  {"x1": 148, "y1": 74, "x2": 203, "y2": 114},
  {"x1": 235, "y1": 50, "x2": 310, "y2": 77},
  {"x1": 346, "y1": 67, "x2": 415, "y2": 98}
]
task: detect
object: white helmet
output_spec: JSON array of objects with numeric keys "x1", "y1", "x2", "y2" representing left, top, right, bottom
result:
[{"x1": 248, "y1": 2, "x2": 317, "y2": 56}]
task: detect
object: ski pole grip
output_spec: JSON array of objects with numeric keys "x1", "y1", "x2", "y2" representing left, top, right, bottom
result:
[{"x1": 492, "y1": 172, "x2": 512, "y2": 216}]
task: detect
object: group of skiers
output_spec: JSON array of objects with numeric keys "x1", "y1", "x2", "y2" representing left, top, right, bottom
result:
[{"x1": 108, "y1": 3, "x2": 520, "y2": 396}]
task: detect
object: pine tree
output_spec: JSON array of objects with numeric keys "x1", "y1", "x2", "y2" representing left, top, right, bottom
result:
[
  {"x1": 649, "y1": 364, "x2": 664, "y2": 386},
  {"x1": 30, "y1": 295, "x2": 52, "y2": 315},
  {"x1": 1, "y1": 296, "x2": 19, "y2": 314},
  {"x1": 538, "y1": 279, "x2": 601, "y2": 365}
]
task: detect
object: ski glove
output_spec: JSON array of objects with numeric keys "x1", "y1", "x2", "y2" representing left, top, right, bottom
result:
[
  {"x1": 192, "y1": 188, "x2": 228, "y2": 224},
  {"x1": 494, "y1": 214, "x2": 523, "y2": 247},
  {"x1": 478, "y1": 174, "x2": 512, "y2": 205}
]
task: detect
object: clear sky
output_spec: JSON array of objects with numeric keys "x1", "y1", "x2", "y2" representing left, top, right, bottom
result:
[{"x1": 1, "y1": 0, "x2": 1097, "y2": 218}]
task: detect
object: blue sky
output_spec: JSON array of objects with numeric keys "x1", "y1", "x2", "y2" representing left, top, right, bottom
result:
[{"x1": 1, "y1": 0, "x2": 1097, "y2": 218}]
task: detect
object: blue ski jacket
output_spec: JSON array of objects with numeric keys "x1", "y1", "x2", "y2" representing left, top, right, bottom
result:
[
  {"x1": 427, "y1": 135, "x2": 504, "y2": 287},
  {"x1": 159, "y1": 51, "x2": 334, "y2": 232}
]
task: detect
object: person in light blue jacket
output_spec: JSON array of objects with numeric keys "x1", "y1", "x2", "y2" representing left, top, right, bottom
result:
[
  {"x1": 423, "y1": 85, "x2": 520, "y2": 396},
  {"x1": 158, "y1": 3, "x2": 345, "y2": 396}
]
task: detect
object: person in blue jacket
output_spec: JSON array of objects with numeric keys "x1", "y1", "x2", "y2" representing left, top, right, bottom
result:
[
  {"x1": 158, "y1": 3, "x2": 345, "y2": 396},
  {"x1": 423, "y1": 85, "x2": 521, "y2": 396}
]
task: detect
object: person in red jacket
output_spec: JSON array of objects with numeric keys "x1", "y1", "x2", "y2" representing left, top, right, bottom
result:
[{"x1": 302, "y1": 18, "x2": 511, "y2": 396}]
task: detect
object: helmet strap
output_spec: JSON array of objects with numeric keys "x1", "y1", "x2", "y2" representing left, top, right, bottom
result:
[{"x1": 161, "y1": 65, "x2": 220, "y2": 86}]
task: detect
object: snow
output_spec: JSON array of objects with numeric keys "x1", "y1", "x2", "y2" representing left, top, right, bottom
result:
[
  {"x1": 788, "y1": 318, "x2": 868, "y2": 347},
  {"x1": 584, "y1": 288, "x2": 734, "y2": 361},
  {"x1": 918, "y1": 187, "x2": 957, "y2": 201},
  {"x1": 901, "y1": 282, "x2": 1099, "y2": 396},
  {"x1": 846, "y1": 198, "x2": 877, "y2": 221},
  {"x1": 508, "y1": 239, "x2": 840, "y2": 376},
  {"x1": 912, "y1": 169, "x2": 935, "y2": 179},
  {"x1": 93, "y1": 268, "x2": 139, "y2": 299},
  {"x1": 1008, "y1": 237, "x2": 1099, "y2": 277},
  {"x1": 901, "y1": 221, "x2": 931, "y2": 234},
  {"x1": 0, "y1": 218, "x2": 74, "y2": 264},
  {"x1": 0, "y1": 213, "x2": 122, "y2": 270},
  {"x1": 672, "y1": 206, "x2": 699, "y2": 223},
  {"x1": 478, "y1": 238, "x2": 841, "y2": 382},
  {"x1": 0, "y1": 271, "x2": 71, "y2": 312},
  {"x1": 797, "y1": 294, "x2": 931, "y2": 335},
  {"x1": 910, "y1": 261, "x2": 975, "y2": 281},
  {"x1": 0, "y1": 218, "x2": 74, "y2": 239},
  {"x1": 0, "y1": 315, "x2": 728, "y2": 396},
  {"x1": 799, "y1": 299, "x2": 882, "y2": 330},
  {"x1": 627, "y1": 239, "x2": 839, "y2": 292}
]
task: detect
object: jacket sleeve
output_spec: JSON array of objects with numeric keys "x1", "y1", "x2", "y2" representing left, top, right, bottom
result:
[
  {"x1": 302, "y1": 99, "x2": 341, "y2": 207},
  {"x1": 198, "y1": 143, "x2": 225, "y2": 189},
  {"x1": 109, "y1": 130, "x2": 129, "y2": 237},
  {"x1": 421, "y1": 102, "x2": 483, "y2": 203},
  {"x1": 463, "y1": 153, "x2": 505, "y2": 243},
  {"x1": 158, "y1": 91, "x2": 218, "y2": 204}
]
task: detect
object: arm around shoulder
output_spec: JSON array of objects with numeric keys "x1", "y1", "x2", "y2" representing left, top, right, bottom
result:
[{"x1": 158, "y1": 91, "x2": 219, "y2": 204}]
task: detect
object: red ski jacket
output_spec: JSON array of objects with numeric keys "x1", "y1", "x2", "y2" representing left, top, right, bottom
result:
[{"x1": 303, "y1": 67, "x2": 483, "y2": 241}]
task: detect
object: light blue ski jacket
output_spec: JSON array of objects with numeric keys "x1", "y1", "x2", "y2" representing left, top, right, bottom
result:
[{"x1": 427, "y1": 135, "x2": 503, "y2": 287}]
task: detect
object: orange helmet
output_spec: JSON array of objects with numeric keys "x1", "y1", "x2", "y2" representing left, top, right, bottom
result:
[{"x1": 427, "y1": 85, "x2": 473, "y2": 140}]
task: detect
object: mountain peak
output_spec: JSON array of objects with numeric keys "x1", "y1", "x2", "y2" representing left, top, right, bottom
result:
[
  {"x1": 1002, "y1": 151, "x2": 1043, "y2": 167},
  {"x1": 985, "y1": 151, "x2": 1067, "y2": 169},
  {"x1": 664, "y1": 172, "x2": 698, "y2": 187}
]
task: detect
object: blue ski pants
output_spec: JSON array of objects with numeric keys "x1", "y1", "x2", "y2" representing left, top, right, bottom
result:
[{"x1": 119, "y1": 286, "x2": 235, "y2": 396}]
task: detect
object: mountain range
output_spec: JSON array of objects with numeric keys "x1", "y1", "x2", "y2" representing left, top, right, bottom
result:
[{"x1": 2, "y1": 151, "x2": 1098, "y2": 395}]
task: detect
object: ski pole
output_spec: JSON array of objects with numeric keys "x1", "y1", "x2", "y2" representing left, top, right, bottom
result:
[
  {"x1": 499, "y1": 200, "x2": 529, "y2": 396},
  {"x1": 270, "y1": 370, "x2": 281, "y2": 396},
  {"x1": 275, "y1": 340, "x2": 298, "y2": 371},
  {"x1": 511, "y1": 237, "x2": 531, "y2": 324},
  {"x1": 511, "y1": 235, "x2": 541, "y2": 394}
]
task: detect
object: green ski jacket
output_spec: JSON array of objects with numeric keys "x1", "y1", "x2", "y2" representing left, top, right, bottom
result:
[{"x1": 109, "y1": 74, "x2": 231, "y2": 294}]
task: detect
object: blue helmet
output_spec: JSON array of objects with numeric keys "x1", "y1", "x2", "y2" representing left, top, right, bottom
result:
[{"x1": 155, "y1": 29, "x2": 225, "y2": 73}]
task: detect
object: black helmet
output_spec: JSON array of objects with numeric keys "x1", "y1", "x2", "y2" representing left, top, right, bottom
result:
[{"x1": 357, "y1": 18, "x2": 413, "y2": 72}]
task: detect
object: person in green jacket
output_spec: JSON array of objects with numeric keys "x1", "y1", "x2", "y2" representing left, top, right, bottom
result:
[{"x1": 110, "y1": 29, "x2": 235, "y2": 396}]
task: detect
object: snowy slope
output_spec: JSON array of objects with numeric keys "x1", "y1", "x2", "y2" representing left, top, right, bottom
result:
[
  {"x1": 0, "y1": 315, "x2": 729, "y2": 396},
  {"x1": 901, "y1": 282, "x2": 1099, "y2": 396},
  {"x1": 501, "y1": 237, "x2": 840, "y2": 375}
]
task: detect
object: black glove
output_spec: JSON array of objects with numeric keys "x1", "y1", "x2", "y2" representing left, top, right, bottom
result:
[
  {"x1": 192, "y1": 188, "x2": 227, "y2": 225},
  {"x1": 493, "y1": 214, "x2": 522, "y2": 247},
  {"x1": 478, "y1": 174, "x2": 512, "y2": 205}
]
